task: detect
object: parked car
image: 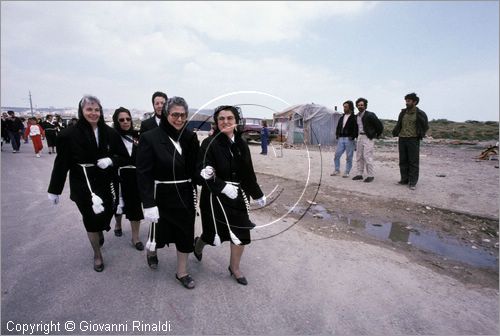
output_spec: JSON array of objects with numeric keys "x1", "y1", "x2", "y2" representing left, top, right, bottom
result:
[{"x1": 240, "y1": 117, "x2": 279, "y2": 143}]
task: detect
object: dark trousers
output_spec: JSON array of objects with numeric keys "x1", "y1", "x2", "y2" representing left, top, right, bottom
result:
[
  {"x1": 7, "y1": 131, "x2": 21, "y2": 151},
  {"x1": 260, "y1": 136, "x2": 268, "y2": 154},
  {"x1": 398, "y1": 137, "x2": 420, "y2": 185}
]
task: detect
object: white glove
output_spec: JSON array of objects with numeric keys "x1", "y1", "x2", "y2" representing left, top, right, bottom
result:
[
  {"x1": 97, "y1": 157, "x2": 113, "y2": 169},
  {"x1": 255, "y1": 195, "x2": 267, "y2": 207},
  {"x1": 200, "y1": 165, "x2": 214, "y2": 180},
  {"x1": 144, "y1": 206, "x2": 160, "y2": 222},
  {"x1": 221, "y1": 184, "x2": 238, "y2": 199},
  {"x1": 116, "y1": 197, "x2": 124, "y2": 215},
  {"x1": 48, "y1": 193, "x2": 59, "y2": 205}
]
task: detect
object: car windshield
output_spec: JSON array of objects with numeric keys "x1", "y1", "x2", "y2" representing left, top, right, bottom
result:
[{"x1": 246, "y1": 119, "x2": 260, "y2": 125}]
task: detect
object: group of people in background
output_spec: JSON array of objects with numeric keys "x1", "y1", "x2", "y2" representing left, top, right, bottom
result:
[
  {"x1": 332, "y1": 93, "x2": 429, "y2": 190},
  {"x1": 1, "y1": 111, "x2": 64, "y2": 155},
  {"x1": 46, "y1": 92, "x2": 266, "y2": 290}
]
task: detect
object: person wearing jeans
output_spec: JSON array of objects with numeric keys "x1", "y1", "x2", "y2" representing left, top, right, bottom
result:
[{"x1": 332, "y1": 100, "x2": 358, "y2": 178}]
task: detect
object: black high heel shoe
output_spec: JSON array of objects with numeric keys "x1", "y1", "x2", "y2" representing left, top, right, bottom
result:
[
  {"x1": 228, "y1": 266, "x2": 248, "y2": 286},
  {"x1": 147, "y1": 253, "x2": 158, "y2": 269},
  {"x1": 93, "y1": 259, "x2": 104, "y2": 272},
  {"x1": 193, "y1": 237, "x2": 202, "y2": 261}
]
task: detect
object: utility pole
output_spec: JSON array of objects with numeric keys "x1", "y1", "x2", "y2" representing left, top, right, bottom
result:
[{"x1": 29, "y1": 90, "x2": 34, "y2": 117}]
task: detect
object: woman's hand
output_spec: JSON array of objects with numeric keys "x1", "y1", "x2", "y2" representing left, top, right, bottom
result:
[
  {"x1": 144, "y1": 206, "x2": 160, "y2": 222},
  {"x1": 200, "y1": 165, "x2": 214, "y2": 180},
  {"x1": 255, "y1": 195, "x2": 266, "y2": 207},
  {"x1": 221, "y1": 184, "x2": 238, "y2": 199},
  {"x1": 97, "y1": 158, "x2": 113, "y2": 169},
  {"x1": 48, "y1": 193, "x2": 60, "y2": 205}
]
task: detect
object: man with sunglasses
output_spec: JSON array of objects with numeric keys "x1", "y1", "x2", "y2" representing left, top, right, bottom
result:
[{"x1": 140, "y1": 91, "x2": 168, "y2": 134}]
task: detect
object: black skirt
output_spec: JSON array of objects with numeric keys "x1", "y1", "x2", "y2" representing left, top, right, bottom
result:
[
  {"x1": 153, "y1": 183, "x2": 196, "y2": 253},
  {"x1": 74, "y1": 180, "x2": 117, "y2": 232},
  {"x1": 118, "y1": 168, "x2": 144, "y2": 221},
  {"x1": 45, "y1": 131, "x2": 57, "y2": 147},
  {"x1": 199, "y1": 188, "x2": 254, "y2": 246}
]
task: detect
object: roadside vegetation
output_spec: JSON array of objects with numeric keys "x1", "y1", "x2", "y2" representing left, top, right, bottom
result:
[{"x1": 381, "y1": 119, "x2": 499, "y2": 141}]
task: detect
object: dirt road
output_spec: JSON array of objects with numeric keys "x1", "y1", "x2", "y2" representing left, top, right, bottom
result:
[{"x1": 1, "y1": 139, "x2": 498, "y2": 335}]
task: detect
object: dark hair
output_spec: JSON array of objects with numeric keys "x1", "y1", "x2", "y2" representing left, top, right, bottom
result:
[
  {"x1": 151, "y1": 91, "x2": 168, "y2": 106},
  {"x1": 262, "y1": 120, "x2": 268, "y2": 127},
  {"x1": 164, "y1": 96, "x2": 188, "y2": 115},
  {"x1": 7, "y1": 110, "x2": 14, "y2": 115},
  {"x1": 112, "y1": 107, "x2": 133, "y2": 131},
  {"x1": 343, "y1": 100, "x2": 354, "y2": 112},
  {"x1": 404, "y1": 92, "x2": 419, "y2": 105},
  {"x1": 213, "y1": 105, "x2": 241, "y2": 133},
  {"x1": 46, "y1": 114, "x2": 53, "y2": 120},
  {"x1": 355, "y1": 98, "x2": 368, "y2": 107}
]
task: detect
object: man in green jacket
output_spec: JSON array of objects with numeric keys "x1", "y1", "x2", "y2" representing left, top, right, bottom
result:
[{"x1": 392, "y1": 93, "x2": 429, "y2": 190}]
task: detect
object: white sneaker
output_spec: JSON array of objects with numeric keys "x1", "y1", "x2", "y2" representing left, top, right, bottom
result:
[
  {"x1": 330, "y1": 171, "x2": 340, "y2": 176},
  {"x1": 36, "y1": 153, "x2": 41, "y2": 158},
  {"x1": 12, "y1": 150, "x2": 17, "y2": 153},
  {"x1": 342, "y1": 172, "x2": 350, "y2": 178}
]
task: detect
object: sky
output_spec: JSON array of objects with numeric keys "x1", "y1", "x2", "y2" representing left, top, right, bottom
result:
[{"x1": 1, "y1": 1, "x2": 499, "y2": 121}]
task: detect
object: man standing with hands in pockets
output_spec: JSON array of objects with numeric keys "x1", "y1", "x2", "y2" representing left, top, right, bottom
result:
[{"x1": 352, "y1": 98, "x2": 384, "y2": 183}]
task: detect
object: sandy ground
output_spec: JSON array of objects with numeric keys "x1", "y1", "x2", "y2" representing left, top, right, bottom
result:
[
  {"x1": 250, "y1": 139, "x2": 499, "y2": 219},
  {"x1": 245, "y1": 139, "x2": 499, "y2": 287},
  {"x1": 1, "y1": 137, "x2": 499, "y2": 335}
]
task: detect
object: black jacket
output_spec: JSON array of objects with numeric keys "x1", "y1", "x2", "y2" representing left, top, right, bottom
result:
[
  {"x1": 197, "y1": 134, "x2": 263, "y2": 202},
  {"x1": 336, "y1": 114, "x2": 358, "y2": 140},
  {"x1": 392, "y1": 107, "x2": 429, "y2": 140},
  {"x1": 359, "y1": 111, "x2": 384, "y2": 140},
  {"x1": 139, "y1": 116, "x2": 159, "y2": 134},
  {"x1": 47, "y1": 122, "x2": 122, "y2": 202},
  {"x1": 136, "y1": 122, "x2": 199, "y2": 209},
  {"x1": 5, "y1": 117, "x2": 24, "y2": 133}
]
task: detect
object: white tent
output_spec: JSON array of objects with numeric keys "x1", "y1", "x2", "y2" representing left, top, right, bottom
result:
[{"x1": 273, "y1": 103, "x2": 342, "y2": 145}]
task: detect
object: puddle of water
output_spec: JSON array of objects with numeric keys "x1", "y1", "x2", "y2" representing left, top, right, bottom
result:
[
  {"x1": 362, "y1": 220, "x2": 498, "y2": 269},
  {"x1": 287, "y1": 204, "x2": 498, "y2": 269}
]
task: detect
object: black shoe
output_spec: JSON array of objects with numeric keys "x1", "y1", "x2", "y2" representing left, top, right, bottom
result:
[
  {"x1": 363, "y1": 177, "x2": 374, "y2": 183},
  {"x1": 228, "y1": 266, "x2": 248, "y2": 285},
  {"x1": 397, "y1": 180, "x2": 408, "y2": 185},
  {"x1": 352, "y1": 175, "x2": 363, "y2": 180},
  {"x1": 133, "y1": 241, "x2": 144, "y2": 251},
  {"x1": 114, "y1": 228, "x2": 122, "y2": 237},
  {"x1": 176, "y1": 274, "x2": 195, "y2": 289},
  {"x1": 147, "y1": 253, "x2": 158, "y2": 269},
  {"x1": 193, "y1": 237, "x2": 202, "y2": 261},
  {"x1": 94, "y1": 260, "x2": 104, "y2": 272}
]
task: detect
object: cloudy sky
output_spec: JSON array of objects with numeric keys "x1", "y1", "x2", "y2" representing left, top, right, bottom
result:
[{"x1": 1, "y1": 1, "x2": 498, "y2": 121}]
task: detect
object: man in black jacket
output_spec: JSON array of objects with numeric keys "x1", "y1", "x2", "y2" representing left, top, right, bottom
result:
[
  {"x1": 331, "y1": 100, "x2": 358, "y2": 177},
  {"x1": 139, "y1": 91, "x2": 168, "y2": 134},
  {"x1": 352, "y1": 98, "x2": 383, "y2": 182},
  {"x1": 392, "y1": 92, "x2": 429, "y2": 190},
  {"x1": 5, "y1": 111, "x2": 24, "y2": 153}
]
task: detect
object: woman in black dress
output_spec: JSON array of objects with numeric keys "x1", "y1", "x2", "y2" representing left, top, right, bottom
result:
[
  {"x1": 40, "y1": 114, "x2": 58, "y2": 154},
  {"x1": 111, "y1": 107, "x2": 144, "y2": 250},
  {"x1": 47, "y1": 95, "x2": 120, "y2": 272},
  {"x1": 136, "y1": 96, "x2": 199, "y2": 289},
  {"x1": 194, "y1": 105, "x2": 266, "y2": 285}
]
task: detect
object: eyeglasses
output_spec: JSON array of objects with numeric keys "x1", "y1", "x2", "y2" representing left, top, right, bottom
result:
[
  {"x1": 118, "y1": 118, "x2": 131, "y2": 122},
  {"x1": 217, "y1": 116, "x2": 235, "y2": 121},
  {"x1": 169, "y1": 112, "x2": 187, "y2": 120}
]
